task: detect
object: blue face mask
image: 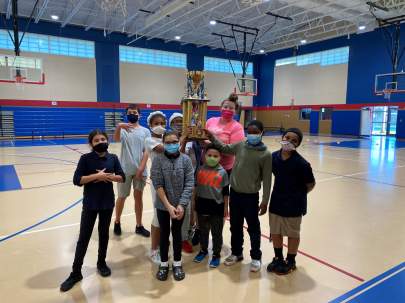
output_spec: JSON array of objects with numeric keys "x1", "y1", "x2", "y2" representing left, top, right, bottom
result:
[
  {"x1": 247, "y1": 134, "x2": 262, "y2": 145},
  {"x1": 164, "y1": 143, "x2": 180, "y2": 154}
]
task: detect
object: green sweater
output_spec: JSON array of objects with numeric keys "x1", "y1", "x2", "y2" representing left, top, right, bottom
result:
[{"x1": 212, "y1": 137, "x2": 273, "y2": 204}]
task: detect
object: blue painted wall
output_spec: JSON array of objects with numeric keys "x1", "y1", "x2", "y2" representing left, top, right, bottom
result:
[
  {"x1": 331, "y1": 111, "x2": 361, "y2": 136},
  {"x1": 95, "y1": 42, "x2": 120, "y2": 102},
  {"x1": 396, "y1": 110, "x2": 405, "y2": 139},
  {"x1": 310, "y1": 111, "x2": 319, "y2": 134}
]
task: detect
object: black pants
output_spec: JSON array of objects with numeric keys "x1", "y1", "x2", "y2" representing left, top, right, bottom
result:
[
  {"x1": 229, "y1": 188, "x2": 262, "y2": 260},
  {"x1": 157, "y1": 208, "x2": 184, "y2": 263},
  {"x1": 198, "y1": 213, "x2": 224, "y2": 257},
  {"x1": 72, "y1": 207, "x2": 113, "y2": 273}
]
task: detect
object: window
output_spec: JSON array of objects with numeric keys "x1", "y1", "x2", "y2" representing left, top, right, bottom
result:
[
  {"x1": 300, "y1": 108, "x2": 312, "y2": 120},
  {"x1": 320, "y1": 107, "x2": 333, "y2": 120},
  {"x1": 204, "y1": 56, "x2": 253, "y2": 75},
  {"x1": 119, "y1": 45, "x2": 186, "y2": 68},
  {"x1": 0, "y1": 30, "x2": 94, "y2": 58},
  {"x1": 275, "y1": 47, "x2": 349, "y2": 67}
]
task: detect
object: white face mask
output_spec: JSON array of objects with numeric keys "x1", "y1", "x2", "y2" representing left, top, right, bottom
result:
[
  {"x1": 280, "y1": 140, "x2": 296, "y2": 152},
  {"x1": 151, "y1": 125, "x2": 166, "y2": 135}
]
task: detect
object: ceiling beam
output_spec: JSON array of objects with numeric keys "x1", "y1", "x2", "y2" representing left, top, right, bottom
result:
[
  {"x1": 144, "y1": 0, "x2": 190, "y2": 28},
  {"x1": 35, "y1": 0, "x2": 51, "y2": 23},
  {"x1": 6, "y1": 0, "x2": 12, "y2": 19},
  {"x1": 61, "y1": 0, "x2": 87, "y2": 28}
]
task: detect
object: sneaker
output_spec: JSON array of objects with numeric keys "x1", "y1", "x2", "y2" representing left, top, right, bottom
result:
[
  {"x1": 224, "y1": 254, "x2": 243, "y2": 266},
  {"x1": 60, "y1": 272, "x2": 83, "y2": 292},
  {"x1": 182, "y1": 240, "x2": 193, "y2": 253},
  {"x1": 97, "y1": 263, "x2": 111, "y2": 277},
  {"x1": 150, "y1": 250, "x2": 161, "y2": 265},
  {"x1": 275, "y1": 260, "x2": 296, "y2": 275},
  {"x1": 266, "y1": 257, "x2": 285, "y2": 273},
  {"x1": 135, "y1": 225, "x2": 150, "y2": 238},
  {"x1": 250, "y1": 259, "x2": 262, "y2": 272},
  {"x1": 193, "y1": 251, "x2": 208, "y2": 263},
  {"x1": 209, "y1": 257, "x2": 220, "y2": 268},
  {"x1": 156, "y1": 265, "x2": 169, "y2": 281},
  {"x1": 191, "y1": 228, "x2": 200, "y2": 246},
  {"x1": 113, "y1": 222, "x2": 121, "y2": 236},
  {"x1": 173, "y1": 265, "x2": 185, "y2": 281}
]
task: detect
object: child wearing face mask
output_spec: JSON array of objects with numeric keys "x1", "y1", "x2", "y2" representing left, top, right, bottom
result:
[
  {"x1": 113, "y1": 104, "x2": 151, "y2": 237},
  {"x1": 193, "y1": 144, "x2": 229, "y2": 268},
  {"x1": 205, "y1": 120, "x2": 272, "y2": 273},
  {"x1": 150, "y1": 130, "x2": 194, "y2": 281},
  {"x1": 267, "y1": 128, "x2": 315, "y2": 275},
  {"x1": 137, "y1": 111, "x2": 167, "y2": 264},
  {"x1": 60, "y1": 130, "x2": 125, "y2": 292}
]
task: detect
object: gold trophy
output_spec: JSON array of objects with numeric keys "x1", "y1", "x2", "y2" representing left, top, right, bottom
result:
[{"x1": 182, "y1": 71, "x2": 209, "y2": 140}]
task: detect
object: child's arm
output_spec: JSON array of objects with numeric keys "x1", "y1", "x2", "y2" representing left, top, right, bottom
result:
[
  {"x1": 223, "y1": 194, "x2": 229, "y2": 218},
  {"x1": 303, "y1": 162, "x2": 316, "y2": 193},
  {"x1": 204, "y1": 129, "x2": 240, "y2": 155},
  {"x1": 156, "y1": 187, "x2": 178, "y2": 219},
  {"x1": 136, "y1": 151, "x2": 149, "y2": 180},
  {"x1": 259, "y1": 153, "x2": 273, "y2": 216},
  {"x1": 113, "y1": 123, "x2": 133, "y2": 142},
  {"x1": 306, "y1": 182, "x2": 315, "y2": 193},
  {"x1": 178, "y1": 157, "x2": 195, "y2": 213},
  {"x1": 108, "y1": 155, "x2": 125, "y2": 183},
  {"x1": 73, "y1": 155, "x2": 111, "y2": 185}
]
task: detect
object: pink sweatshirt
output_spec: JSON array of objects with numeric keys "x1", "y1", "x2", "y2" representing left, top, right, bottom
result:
[{"x1": 206, "y1": 117, "x2": 245, "y2": 171}]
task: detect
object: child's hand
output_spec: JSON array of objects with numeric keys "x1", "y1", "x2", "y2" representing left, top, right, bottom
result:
[
  {"x1": 154, "y1": 144, "x2": 165, "y2": 153},
  {"x1": 176, "y1": 205, "x2": 185, "y2": 220},
  {"x1": 258, "y1": 202, "x2": 268, "y2": 216},
  {"x1": 135, "y1": 168, "x2": 144, "y2": 180},
  {"x1": 168, "y1": 205, "x2": 178, "y2": 219},
  {"x1": 203, "y1": 128, "x2": 214, "y2": 140},
  {"x1": 118, "y1": 122, "x2": 134, "y2": 131},
  {"x1": 95, "y1": 169, "x2": 113, "y2": 183}
]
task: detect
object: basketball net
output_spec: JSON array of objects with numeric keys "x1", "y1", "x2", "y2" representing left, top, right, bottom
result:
[
  {"x1": 383, "y1": 89, "x2": 392, "y2": 100},
  {"x1": 240, "y1": 0, "x2": 264, "y2": 5},
  {"x1": 15, "y1": 74, "x2": 26, "y2": 91},
  {"x1": 97, "y1": 0, "x2": 128, "y2": 36}
]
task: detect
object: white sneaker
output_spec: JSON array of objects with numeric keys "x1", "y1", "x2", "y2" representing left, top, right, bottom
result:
[
  {"x1": 250, "y1": 259, "x2": 261, "y2": 272},
  {"x1": 224, "y1": 254, "x2": 243, "y2": 266},
  {"x1": 150, "y1": 250, "x2": 161, "y2": 265}
]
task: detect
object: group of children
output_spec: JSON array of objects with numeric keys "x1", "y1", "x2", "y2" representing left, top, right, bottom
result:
[{"x1": 60, "y1": 99, "x2": 315, "y2": 291}]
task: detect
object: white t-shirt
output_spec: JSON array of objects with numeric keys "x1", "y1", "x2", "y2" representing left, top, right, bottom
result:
[{"x1": 119, "y1": 126, "x2": 151, "y2": 176}]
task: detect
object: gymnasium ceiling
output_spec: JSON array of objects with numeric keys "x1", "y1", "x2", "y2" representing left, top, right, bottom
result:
[{"x1": 2, "y1": 0, "x2": 405, "y2": 54}]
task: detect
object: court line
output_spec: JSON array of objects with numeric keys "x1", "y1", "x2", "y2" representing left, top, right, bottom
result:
[
  {"x1": 329, "y1": 262, "x2": 405, "y2": 303},
  {"x1": 45, "y1": 139, "x2": 85, "y2": 155},
  {"x1": 0, "y1": 198, "x2": 83, "y2": 243},
  {"x1": 234, "y1": 222, "x2": 365, "y2": 283},
  {"x1": 21, "y1": 180, "x2": 71, "y2": 190},
  {"x1": 0, "y1": 210, "x2": 153, "y2": 239},
  {"x1": 1, "y1": 154, "x2": 78, "y2": 164}
]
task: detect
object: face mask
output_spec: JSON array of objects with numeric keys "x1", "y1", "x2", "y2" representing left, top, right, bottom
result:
[
  {"x1": 127, "y1": 114, "x2": 139, "y2": 123},
  {"x1": 247, "y1": 134, "x2": 262, "y2": 145},
  {"x1": 221, "y1": 109, "x2": 234, "y2": 121},
  {"x1": 280, "y1": 140, "x2": 296, "y2": 152},
  {"x1": 151, "y1": 125, "x2": 165, "y2": 135},
  {"x1": 205, "y1": 156, "x2": 220, "y2": 167},
  {"x1": 164, "y1": 143, "x2": 180, "y2": 154},
  {"x1": 93, "y1": 142, "x2": 108, "y2": 153}
]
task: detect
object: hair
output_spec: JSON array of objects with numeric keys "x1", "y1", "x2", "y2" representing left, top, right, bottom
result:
[
  {"x1": 247, "y1": 120, "x2": 264, "y2": 132},
  {"x1": 221, "y1": 92, "x2": 240, "y2": 111},
  {"x1": 88, "y1": 129, "x2": 108, "y2": 144},
  {"x1": 282, "y1": 127, "x2": 303, "y2": 146},
  {"x1": 162, "y1": 130, "x2": 179, "y2": 143},
  {"x1": 126, "y1": 104, "x2": 141, "y2": 114},
  {"x1": 205, "y1": 143, "x2": 221, "y2": 154}
]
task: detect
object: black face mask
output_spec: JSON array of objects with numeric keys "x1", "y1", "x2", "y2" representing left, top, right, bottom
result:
[
  {"x1": 127, "y1": 114, "x2": 139, "y2": 123},
  {"x1": 93, "y1": 142, "x2": 109, "y2": 153}
]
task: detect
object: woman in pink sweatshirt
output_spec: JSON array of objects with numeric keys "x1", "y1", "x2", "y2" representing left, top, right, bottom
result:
[{"x1": 206, "y1": 93, "x2": 245, "y2": 175}]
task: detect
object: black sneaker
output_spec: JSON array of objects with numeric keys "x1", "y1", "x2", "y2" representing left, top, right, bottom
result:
[
  {"x1": 173, "y1": 265, "x2": 185, "y2": 281},
  {"x1": 191, "y1": 228, "x2": 200, "y2": 246},
  {"x1": 97, "y1": 263, "x2": 111, "y2": 277},
  {"x1": 60, "y1": 272, "x2": 83, "y2": 292},
  {"x1": 114, "y1": 222, "x2": 121, "y2": 236},
  {"x1": 275, "y1": 260, "x2": 296, "y2": 275},
  {"x1": 135, "y1": 225, "x2": 150, "y2": 238},
  {"x1": 156, "y1": 266, "x2": 169, "y2": 281},
  {"x1": 266, "y1": 257, "x2": 284, "y2": 273}
]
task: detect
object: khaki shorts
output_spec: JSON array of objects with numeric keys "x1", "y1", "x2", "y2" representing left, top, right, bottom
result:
[
  {"x1": 269, "y1": 213, "x2": 302, "y2": 238},
  {"x1": 152, "y1": 208, "x2": 159, "y2": 228},
  {"x1": 117, "y1": 174, "x2": 146, "y2": 198}
]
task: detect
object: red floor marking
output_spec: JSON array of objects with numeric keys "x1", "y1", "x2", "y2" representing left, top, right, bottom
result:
[{"x1": 225, "y1": 218, "x2": 365, "y2": 282}]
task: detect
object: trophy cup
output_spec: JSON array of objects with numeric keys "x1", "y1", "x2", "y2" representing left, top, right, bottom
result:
[{"x1": 182, "y1": 71, "x2": 210, "y2": 140}]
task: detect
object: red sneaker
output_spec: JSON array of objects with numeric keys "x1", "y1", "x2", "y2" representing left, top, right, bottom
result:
[{"x1": 182, "y1": 240, "x2": 193, "y2": 253}]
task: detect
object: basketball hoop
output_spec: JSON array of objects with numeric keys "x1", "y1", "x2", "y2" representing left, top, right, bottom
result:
[
  {"x1": 97, "y1": 0, "x2": 128, "y2": 35},
  {"x1": 240, "y1": 0, "x2": 264, "y2": 5},
  {"x1": 14, "y1": 74, "x2": 26, "y2": 90}
]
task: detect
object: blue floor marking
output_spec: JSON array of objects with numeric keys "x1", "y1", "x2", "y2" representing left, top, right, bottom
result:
[
  {"x1": 0, "y1": 198, "x2": 83, "y2": 243},
  {"x1": 320, "y1": 136, "x2": 405, "y2": 149},
  {"x1": 330, "y1": 262, "x2": 405, "y2": 303},
  {"x1": 0, "y1": 165, "x2": 22, "y2": 191}
]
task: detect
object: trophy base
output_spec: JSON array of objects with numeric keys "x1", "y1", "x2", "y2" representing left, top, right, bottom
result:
[{"x1": 187, "y1": 126, "x2": 207, "y2": 140}]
